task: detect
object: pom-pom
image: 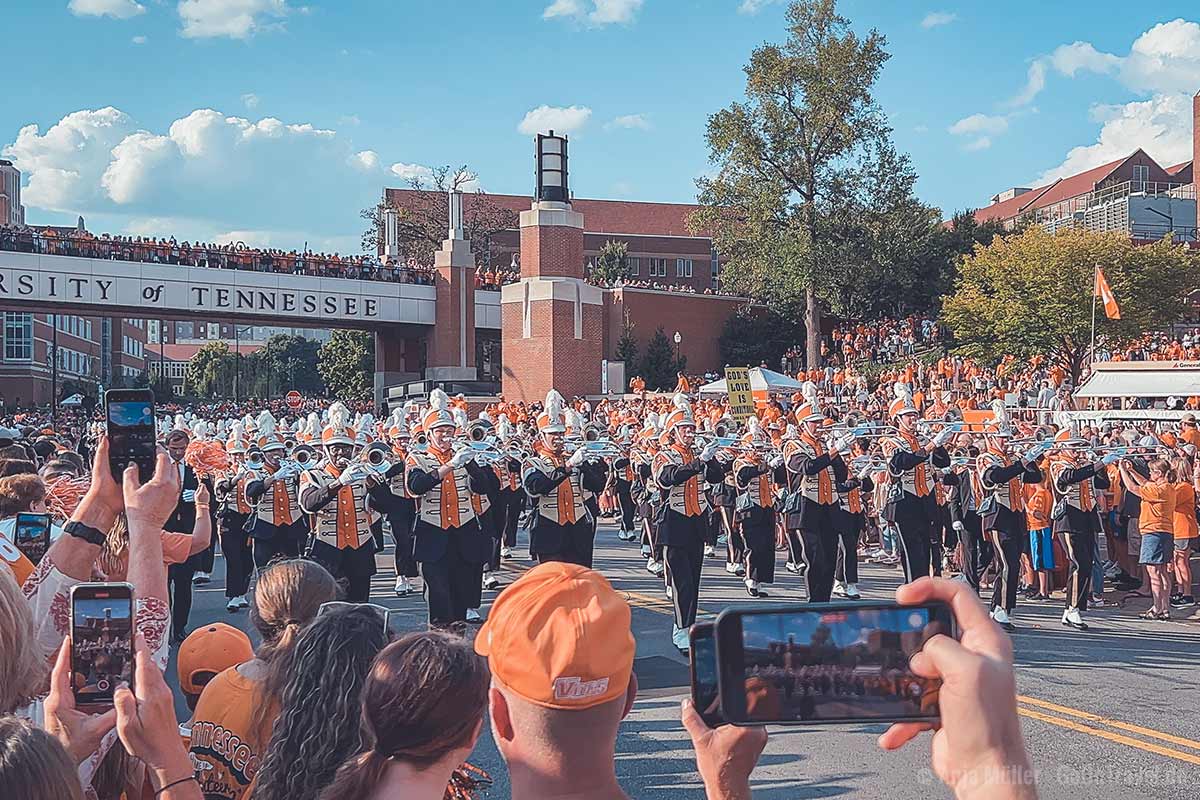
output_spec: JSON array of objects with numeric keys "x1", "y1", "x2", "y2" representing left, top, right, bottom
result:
[
  {"x1": 186, "y1": 439, "x2": 231, "y2": 479},
  {"x1": 45, "y1": 475, "x2": 91, "y2": 522}
]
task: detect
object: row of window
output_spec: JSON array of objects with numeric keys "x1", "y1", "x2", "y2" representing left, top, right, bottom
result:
[
  {"x1": 149, "y1": 361, "x2": 187, "y2": 379},
  {"x1": 56, "y1": 347, "x2": 92, "y2": 377},
  {"x1": 54, "y1": 315, "x2": 93, "y2": 341},
  {"x1": 626, "y1": 257, "x2": 696, "y2": 278},
  {"x1": 122, "y1": 335, "x2": 145, "y2": 359}
]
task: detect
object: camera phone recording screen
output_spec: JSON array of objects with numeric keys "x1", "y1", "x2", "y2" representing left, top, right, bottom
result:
[
  {"x1": 108, "y1": 401, "x2": 155, "y2": 452},
  {"x1": 72, "y1": 595, "x2": 133, "y2": 703},
  {"x1": 737, "y1": 607, "x2": 945, "y2": 722},
  {"x1": 15, "y1": 514, "x2": 50, "y2": 565},
  {"x1": 692, "y1": 632, "x2": 720, "y2": 713}
]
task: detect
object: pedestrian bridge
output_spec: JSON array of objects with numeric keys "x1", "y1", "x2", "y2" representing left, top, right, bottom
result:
[{"x1": 0, "y1": 249, "x2": 502, "y2": 330}]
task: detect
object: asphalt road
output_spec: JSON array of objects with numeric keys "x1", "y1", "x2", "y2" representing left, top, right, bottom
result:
[{"x1": 170, "y1": 522, "x2": 1200, "y2": 799}]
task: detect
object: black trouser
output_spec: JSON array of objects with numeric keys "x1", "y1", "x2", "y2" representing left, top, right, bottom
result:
[
  {"x1": 421, "y1": 536, "x2": 482, "y2": 628},
  {"x1": 489, "y1": 491, "x2": 518, "y2": 570},
  {"x1": 929, "y1": 514, "x2": 945, "y2": 577},
  {"x1": 989, "y1": 529, "x2": 1023, "y2": 613},
  {"x1": 534, "y1": 521, "x2": 595, "y2": 568},
  {"x1": 616, "y1": 481, "x2": 636, "y2": 533},
  {"x1": 958, "y1": 511, "x2": 985, "y2": 592},
  {"x1": 503, "y1": 491, "x2": 524, "y2": 548},
  {"x1": 252, "y1": 520, "x2": 303, "y2": 569},
  {"x1": 834, "y1": 518, "x2": 860, "y2": 585},
  {"x1": 896, "y1": 518, "x2": 933, "y2": 584},
  {"x1": 720, "y1": 507, "x2": 744, "y2": 564},
  {"x1": 742, "y1": 516, "x2": 776, "y2": 583},
  {"x1": 219, "y1": 514, "x2": 253, "y2": 598},
  {"x1": 389, "y1": 507, "x2": 418, "y2": 579},
  {"x1": 666, "y1": 534, "x2": 705, "y2": 629},
  {"x1": 1061, "y1": 529, "x2": 1094, "y2": 611},
  {"x1": 311, "y1": 539, "x2": 376, "y2": 603},
  {"x1": 799, "y1": 527, "x2": 839, "y2": 602},
  {"x1": 167, "y1": 562, "x2": 195, "y2": 640}
]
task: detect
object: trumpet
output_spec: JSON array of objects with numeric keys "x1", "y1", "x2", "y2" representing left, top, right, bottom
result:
[
  {"x1": 564, "y1": 439, "x2": 627, "y2": 459},
  {"x1": 290, "y1": 443, "x2": 320, "y2": 469},
  {"x1": 245, "y1": 447, "x2": 266, "y2": 471},
  {"x1": 363, "y1": 443, "x2": 394, "y2": 472},
  {"x1": 694, "y1": 434, "x2": 741, "y2": 450},
  {"x1": 455, "y1": 440, "x2": 509, "y2": 465}
]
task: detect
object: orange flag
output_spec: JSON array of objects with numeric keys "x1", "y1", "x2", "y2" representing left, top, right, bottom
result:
[{"x1": 1095, "y1": 267, "x2": 1121, "y2": 320}]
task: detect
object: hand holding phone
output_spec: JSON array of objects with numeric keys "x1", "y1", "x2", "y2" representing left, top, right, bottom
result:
[
  {"x1": 13, "y1": 512, "x2": 51, "y2": 566},
  {"x1": 105, "y1": 390, "x2": 156, "y2": 484},
  {"x1": 44, "y1": 636, "x2": 118, "y2": 763},
  {"x1": 688, "y1": 623, "x2": 725, "y2": 728},
  {"x1": 69, "y1": 582, "x2": 135, "y2": 709}
]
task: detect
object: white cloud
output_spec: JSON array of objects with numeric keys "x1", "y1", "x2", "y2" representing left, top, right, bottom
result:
[
  {"x1": 920, "y1": 11, "x2": 957, "y2": 29},
  {"x1": 964, "y1": 136, "x2": 992, "y2": 152},
  {"x1": 131, "y1": 35, "x2": 147, "y2": 44},
  {"x1": 605, "y1": 113, "x2": 651, "y2": 131},
  {"x1": 737, "y1": 0, "x2": 781, "y2": 13},
  {"x1": 68, "y1": 0, "x2": 146, "y2": 19},
  {"x1": 1048, "y1": 42, "x2": 1120, "y2": 77},
  {"x1": 913, "y1": 124, "x2": 929, "y2": 133},
  {"x1": 348, "y1": 150, "x2": 379, "y2": 172},
  {"x1": 1007, "y1": 60, "x2": 1046, "y2": 107},
  {"x1": 1121, "y1": 19, "x2": 1200, "y2": 95},
  {"x1": 543, "y1": 0, "x2": 643, "y2": 26},
  {"x1": 338, "y1": 114, "x2": 361, "y2": 126},
  {"x1": 177, "y1": 0, "x2": 292, "y2": 40},
  {"x1": 948, "y1": 113, "x2": 1009, "y2": 136},
  {"x1": 240, "y1": 92, "x2": 260, "y2": 110},
  {"x1": 517, "y1": 104, "x2": 592, "y2": 135}
]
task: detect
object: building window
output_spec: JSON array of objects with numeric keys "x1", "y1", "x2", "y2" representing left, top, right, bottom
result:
[
  {"x1": 676, "y1": 258, "x2": 693, "y2": 278},
  {"x1": 648, "y1": 257, "x2": 667, "y2": 278},
  {"x1": 627, "y1": 256, "x2": 640, "y2": 277},
  {"x1": 1133, "y1": 164, "x2": 1149, "y2": 189},
  {"x1": 4, "y1": 313, "x2": 32, "y2": 361}
]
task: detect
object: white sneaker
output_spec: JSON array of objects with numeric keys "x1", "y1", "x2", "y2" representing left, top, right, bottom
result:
[
  {"x1": 672, "y1": 625, "x2": 690, "y2": 652},
  {"x1": 845, "y1": 583, "x2": 861, "y2": 599},
  {"x1": 832, "y1": 581, "x2": 848, "y2": 597},
  {"x1": 500, "y1": 546, "x2": 513, "y2": 558},
  {"x1": 785, "y1": 561, "x2": 799, "y2": 573},
  {"x1": 666, "y1": 585, "x2": 673, "y2": 600},
  {"x1": 991, "y1": 607, "x2": 1013, "y2": 627},
  {"x1": 226, "y1": 597, "x2": 239, "y2": 612},
  {"x1": 465, "y1": 608, "x2": 482, "y2": 623},
  {"x1": 482, "y1": 573, "x2": 500, "y2": 590},
  {"x1": 394, "y1": 576, "x2": 412, "y2": 596},
  {"x1": 704, "y1": 545, "x2": 716, "y2": 557},
  {"x1": 647, "y1": 558, "x2": 664, "y2": 576},
  {"x1": 724, "y1": 562, "x2": 740, "y2": 574},
  {"x1": 1062, "y1": 607, "x2": 1088, "y2": 630},
  {"x1": 641, "y1": 544, "x2": 652, "y2": 557},
  {"x1": 192, "y1": 571, "x2": 211, "y2": 585},
  {"x1": 744, "y1": 578, "x2": 761, "y2": 597}
]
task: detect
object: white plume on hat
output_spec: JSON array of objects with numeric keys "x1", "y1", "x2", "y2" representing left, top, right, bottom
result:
[
  {"x1": 451, "y1": 405, "x2": 469, "y2": 430},
  {"x1": 402, "y1": 400, "x2": 419, "y2": 420},
  {"x1": 357, "y1": 414, "x2": 375, "y2": 443},
  {"x1": 545, "y1": 390, "x2": 565, "y2": 420},
  {"x1": 256, "y1": 410, "x2": 277, "y2": 440},
  {"x1": 497, "y1": 415, "x2": 512, "y2": 440},
  {"x1": 893, "y1": 382, "x2": 913, "y2": 402},
  {"x1": 191, "y1": 419, "x2": 211, "y2": 440},
  {"x1": 173, "y1": 413, "x2": 187, "y2": 431},
  {"x1": 565, "y1": 406, "x2": 586, "y2": 432},
  {"x1": 429, "y1": 388, "x2": 450, "y2": 414},
  {"x1": 328, "y1": 401, "x2": 351, "y2": 431},
  {"x1": 673, "y1": 392, "x2": 689, "y2": 412},
  {"x1": 747, "y1": 416, "x2": 762, "y2": 437},
  {"x1": 228, "y1": 420, "x2": 245, "y2": 442},
  {"x1": 802, "y1": 380, "x2": 818, "y2": 405},
  {"x1": 644, "y1": 412, "x2": 661, "y2": 432}
]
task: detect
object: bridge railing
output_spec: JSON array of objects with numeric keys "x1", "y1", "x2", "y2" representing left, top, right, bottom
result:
[{"x1": 0, "y1": 226, "x2": 439, "y2": 286}]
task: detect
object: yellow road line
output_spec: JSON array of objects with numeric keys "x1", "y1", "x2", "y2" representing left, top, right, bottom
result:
[
  {"x1": 1017, "y1": 696, "x2": 1200, "y2": 752},
  {"x1": 1016, "y1": 706, "x2": 1200, "y2": 766}
]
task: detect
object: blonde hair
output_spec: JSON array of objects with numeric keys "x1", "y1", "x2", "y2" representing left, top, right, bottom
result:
[
  {"x1": 0, "y1": 716, "x2": 84, "y2": 800},
  {"x1": 0, "y1": 568, "x2": 45, "y2": 714}
]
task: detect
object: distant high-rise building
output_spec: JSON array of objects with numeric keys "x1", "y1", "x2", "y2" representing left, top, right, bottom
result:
[{"x1": 0, "y1": 160, "x2": 25, "y2": 227}]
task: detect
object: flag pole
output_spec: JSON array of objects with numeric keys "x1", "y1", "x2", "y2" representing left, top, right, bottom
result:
[{"x1": 1090, "y1": 262, "x2": 1098, "y2": 367}]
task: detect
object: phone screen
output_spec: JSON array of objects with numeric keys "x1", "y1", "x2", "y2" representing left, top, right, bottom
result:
[
  {"x1": 716, "y1": 602, "x2": 952, "y2": 725},
  {"x1": 70, "y1": 583, "x2": 134, "y2": 707},
  {"x1": 689, "y1": 624, "x2": 724, "y2": 727},
  {"x1": 106, "y1": 390, "x2": 156, "y2": 482},
  {"x1": 14, "y1": 512, "x2": 50, "y2": 565}
]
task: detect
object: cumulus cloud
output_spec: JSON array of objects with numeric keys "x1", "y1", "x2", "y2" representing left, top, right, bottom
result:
[
  {"x1": 517, "y1": 105, "x2": 592, "y2": 135},
  {"x1": 178, "y1": 0, "x2": 292, "y2": 40},
  {"x1": 0, "y1": 105, "x2": 428, "y2": 249},
  {"x1": 920, "y1": 11, "x2": 957, "y2": 29},
  {"x1": 604, "y1": 113, "x2": 651, "y2": 131},
  {"x1": 240, "y1": 92, "x2": 260, "y2": 109},
  {"x1": 68, "y1": 0, "x2": 146, "y2": 19},
  {"x1": 543, "y1": 0, "x2": 643, "y2": 26},
  {"x1": 1007, "y1": 60, "x2": 1046, "y2": 107},
  {"x1": 1048, "y1": 42, "x2": 1121, "y2": 77},
  {"x1": 738, "y1": 0, "x2": 782, "y2": 13},
  {"x1": 948, "y1": 113, "x2": 1009, "y2": 136},
  {"x1": 131, "y1": 35, "x2": 147, "y2": 44}
]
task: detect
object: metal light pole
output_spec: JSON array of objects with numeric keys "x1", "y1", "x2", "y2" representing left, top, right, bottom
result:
[
  {"x1": 234, "y1": 324, "x2": 240, "y2": 403},
  {"x1": 50, "y1": 313, "x2": 59, "y2": 420},
  {"x1": 673, "y1": 330, "x2": 682, "y2": 368}
]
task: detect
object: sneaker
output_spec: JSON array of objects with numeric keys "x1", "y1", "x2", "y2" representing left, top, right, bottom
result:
[
  {"x1": 1170, "y1": 594, "x2": 1195, "y2": 608},
  {"x1": 665, "y1": 585, "x2": 673, "y2": 600},
  {"x1": 704, "y1": 545, "x2": 716, "y2": 558},
  {"x1": 845, "y1": 583, "x2": 861, "y2": 599},
  {"x1": 832, "y1": 581, "x2": 848, "y2": 598},
  {"x1": 482, "y1": 573, "x2": 501, "y2": 591},
  {"x1": 785, "y1": 561, "x2": 800, "y2": 573},
  {"x1": 641, "y1": 544, "x2": 652, "y2": 558},
  {"x1": 465, "y1": 608, "x2": 482, "y2": 623},
  {"x1": 734, "y1": 564, "x2": 746, "y2": 576},
  {"x1": 991, "y1": 607, "x2": 1015, "y2": 630},
  {"x1": 1061, "y1": 607, "x2": 1088, "y2": 630},
  {"x1": 868, "y1": 548, "x2": 888, "y2": 559},
  {"x1": 672, "y1": 625, "x2": 690, "y2": 653},
  {"x1": 1090, "y1": 595, "x2": 1106, "y2": 608},
  {"x1": 226, "y1": 597, "x2": 240, "y2": 613},
  {"x1": 724, "y1": 562, "x2": 740, "y2": 575},
  {"x1": 1104, "y1": 563, "x2": 1120, "y2": 578},
  {"x1": 1169, "y1": 592, "x2": 1184, "y2": 607},
  {"x1": 647, "y1": 558, "x2": 664, "y2": 576},
  {"x1": 192, "y1": 572, "x2": 211, "y2": 585},
  {"x1": 745, "y1": 578, "x2": 761, "y2": 597},
  {"x1": 394, "y1": 576, "x2": 413, "y2": 596},
  {"x1": 500, "y1": 546, "x2": 513, "y2": 558}
]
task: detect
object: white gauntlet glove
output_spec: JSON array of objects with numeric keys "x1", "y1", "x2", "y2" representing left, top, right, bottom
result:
[
  {"x1": 952, "y1": 520, "x2": 964, "y2": 532},
  {"x1": 566, "y1": 447, "x2": 587, "y2": 468},
  {"x1": 700, "y1": 442, "x2": 719, "y2": 462},
  {"x1": 769, "y1": 455, "x2": 784, "y2": 469},
  {"x1": 450, "y1": 449, "x2": 474, "y2": 469}
]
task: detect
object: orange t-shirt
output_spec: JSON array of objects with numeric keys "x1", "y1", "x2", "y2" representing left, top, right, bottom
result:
[
  {"x1": 189, "y1": 667, "x2": 276, "y2": 800},
  {"x1": 0, "y1": 533, "x2": 36, "y2": 587},
  {"x1": 1024, "y1": 484, "x2": 1051, "y2": 530},
  {"x1": 1172, "y1": 482, "x2": 1197, "y2": 539},
  {"x1": 1138, "y1": 481, "x2": 1176, "y2": 535}
]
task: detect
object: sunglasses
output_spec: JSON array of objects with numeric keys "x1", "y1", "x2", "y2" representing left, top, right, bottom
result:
[{"x1": 318, "y1": 601, "x2": 403, "y2": 635}]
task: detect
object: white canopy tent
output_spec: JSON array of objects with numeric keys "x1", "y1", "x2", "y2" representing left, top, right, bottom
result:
[
  {"x1": 1075, "y1": 361, "x2": 1200, "y2": 399},
  {"x1": 60, "y1": 393, "x2": 85, "y2": 406},
  {"x1": 698, "y1": 368, "x2": 805, "y2": 395}
]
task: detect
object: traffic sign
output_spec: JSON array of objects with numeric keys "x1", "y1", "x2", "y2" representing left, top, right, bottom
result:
[{"x1": 285, "y1": 390, "x2": 303, "y2": 410}]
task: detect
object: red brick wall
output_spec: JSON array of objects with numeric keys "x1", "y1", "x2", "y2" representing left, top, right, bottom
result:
[
  {"x1": 520, "y1": 223, "x2": 585, "y2": 279},
  {"x1": 428, "y1": 265, "x2": 475, "y2": 370},
  {"x1": 605, "y1": 289, "x2": 747, "y2": 374},
  {"x1": 501, "y1": 297, "x2": 603, "y2": 403}
]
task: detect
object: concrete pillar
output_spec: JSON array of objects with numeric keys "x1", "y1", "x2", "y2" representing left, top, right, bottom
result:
[
  {"x1": 426, "y1": 191, "x2": 478, "y2": 383},
  {"x1": 373, "y1": 329, "x2": 408, "y2": 410},
  {"x1": 1193, "y1": 92, "x2": 1199, "y2": 235}
]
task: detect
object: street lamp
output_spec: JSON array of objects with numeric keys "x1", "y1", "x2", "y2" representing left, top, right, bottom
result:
[
  {"x1": 535, "y1": 131, "x2": 569, "y2": 202},
  {"x1": 673, "y1": 330, "x2": 682, "y2": 367}
]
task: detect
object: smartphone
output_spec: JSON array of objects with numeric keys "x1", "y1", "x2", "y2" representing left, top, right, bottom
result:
[
  {"x1": 70, "y1": 582, "x2": 135, "y2": 708},
  {"x1": 714, "y1": 601, "x2": 955, "y2": 726},
  {"x1": 689, "y1": 623, "x2": 725, "y2": 727},
  {"x1": 105, "y1": 389, "x2": 156, "y2": 483},
  {"x1": 13, "y1": 512, "x2": 50, "y2": 566}
]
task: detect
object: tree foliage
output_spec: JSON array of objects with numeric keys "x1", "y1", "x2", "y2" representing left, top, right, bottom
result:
[
  {"x1": 318, "y1": 330, "x2": 375, "y2": 401},
  {"x1": 615, "y1": 311, "x2": 639, "y2": 367},
  {"x1": 639, "y1": 327, "x2": 685, "y2": 391},
  {"x1": 719, "y1": 309, "x2": 805, "y2": 369},
  {"x1": 360, "y1": 165, "x2": 519, "y2": 267},
  {"x1": 184, "y1": 342, "x2": 235, "y2": 398},
  {"x1": 590, "y1": 240, "x2": 631, "y2": 287},
  {"x1": 941, "y1": 226, "x2": 1198, "y2": 385}
]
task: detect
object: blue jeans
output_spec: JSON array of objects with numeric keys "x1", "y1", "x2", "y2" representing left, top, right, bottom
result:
[{"x1": 880, "y1": 520, "x2": 898, "y2": 555}]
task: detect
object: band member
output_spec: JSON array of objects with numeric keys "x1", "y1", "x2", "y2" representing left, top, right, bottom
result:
[
  {"x1": 244, "y1": 412, "x2": 307, "y2": 569},
  {"x1": 1049, "y1": 430, "x2": 1114, "y2": 630},
  {"x1": 881, "y1": 391, "x2": 954, "y2": 584},
  {"x1": 523, "y1": 391, "x2": 609, "y2": 567},
  {"x1": 165, "y1": 426, "x2": 215, "y2": 644},
  {"x1": 713, "y1": 453, "x2": 744, "y2": 576},
  {"x1": 782, "y1": 403, "x2": 851, "y2": 602},
  {"x1": 943, "y1": 436, "x2": 986, "y2": 592},
  {"x1": 299, "y1": 404, "x2": 389, "y2": 602},
  {"x1": 404, "y1": 390, "x2": 493, "y2": 627},
  {"x1": 977, "y1": 427, "x2": 1047, "y2": 629},
  {"x1": 377, "y1": 418, "x2": 418, "y2": 597},
  {"x1": 832, "y1": 451, "x2": 875, "y2": 599},
  {"x1": 612, "y1": 446, "x2": 639, "y2": 542},
  {"x1": 214, "y1": 422, "x2": 253, "y2": 612},
  {"x1": 493, "y1": 415, "x2": 525, "y2": 560},
  {"x1": 653, "y1": 394, "x2": 726, "y2": 652},
  {"x1": 733, "y1": 434, "x2": 776, "y2": 597}
]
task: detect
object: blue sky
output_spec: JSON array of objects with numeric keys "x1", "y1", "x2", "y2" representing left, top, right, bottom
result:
[{"x1": 4, "y1": 1, "x2": 1200, "y2": 253}]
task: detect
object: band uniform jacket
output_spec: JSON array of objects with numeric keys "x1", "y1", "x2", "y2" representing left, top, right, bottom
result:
[
  {"x1": 214, "y1": 469, "x2": 252, "y2": 523},
  {"x1": 653, "y1": 444, "x2": 727, "y2": 547},
  {"x1": 782, "y1": 433, "x2": 847, "y2": 529},
  {"x1": 833, "y1": 473, "x2": 874, "y2": 533},
  {"x1": 244, "y1": 469, "x2": 303, "y2": 531},
  {"x1": 733, "y1": 457, "x2": 775, "y2": 527},
  {"x1": 940, "y1": 465, "x2": 979, "y2": 528},
  {"x1": 1050, "y1": 458, "x2": 1109, "y2": 536},
  {"x1": 404, "y1": 449, "x2": 492, "y2": 564},
  {"x1": 299, "y1": 464, "x2": 387, "y2": 551},
  {"x1": 977, "y1": 451, "x2": 1042, "y2": 535},
  {"x1": 523, "y1": 446, "x2": 608, "y2": 556},
  {"x1": 880, "y1": 432, "x2": 950, "y2": 526}
]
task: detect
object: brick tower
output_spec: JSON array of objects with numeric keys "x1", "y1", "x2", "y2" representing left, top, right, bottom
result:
[
  {"x1": 500, "y1": 132, "x2": 603, "y2": 403},
  {"x1": 426, "y1": 190, "x2": 477, "y2": 382}
]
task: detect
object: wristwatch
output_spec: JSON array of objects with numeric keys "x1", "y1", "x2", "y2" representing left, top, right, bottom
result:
[{"x1": 64, "y1": 520, "x2": 106, "y2": 546}]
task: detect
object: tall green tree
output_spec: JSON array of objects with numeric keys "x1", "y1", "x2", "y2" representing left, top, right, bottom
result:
[
  {"x1": 719, "y1": 309, "x2": 805, "y2": 370},
  {"x1": 942, "y1": 226, "x2": 1197, "y2": 384},
  {"x1": 318, "y1": 330, "x2": 375, "y2": 401},
  {"x1": 590, "y1": 240, "x2": 631, "y2": 287},
  {"x1": 639, "y1": 327, "x2": 685, "y2": 391},
  {"x1": 184, "y1": 342, "x2": 235, "y2": 398},
  {"x1": 255, "y1": 334, "x2": 323, "y2": 396},
  {"x1": 692, "y1": 0, "x2": 891, "y2": 370}
]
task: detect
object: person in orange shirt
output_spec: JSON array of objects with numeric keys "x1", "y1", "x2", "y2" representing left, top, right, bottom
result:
[
  {"x1": 177, "y1": 623, "x2": 254, "y2": 748},
  {"x1": 1119, "y1": 458, "x2": 1176, "y2": 619},
  {"x1": 1024, "y1": 478, "x2": 1053, "y2": 600},
  {"x1": 675, "y1": 372, "x2": 691, "y2": 393},
  {"x1": 1170, "y1": 456, "x2": 1197, "y2": 607},
  {"x1": 1180, "y1": 413, "x2": 1200, "y2": 448}
]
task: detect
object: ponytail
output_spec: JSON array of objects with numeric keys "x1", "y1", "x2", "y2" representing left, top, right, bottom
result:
[{"x1": 318, "y1": 751, "x2": 390, "y2": 800}]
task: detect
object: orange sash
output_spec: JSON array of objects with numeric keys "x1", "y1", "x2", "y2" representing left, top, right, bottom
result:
[
  {"x1": 901, "y1": 432, "x2": 930, "y2": 497},
  {"x1": 800, "y1": 432, "x2": 834, "y2": 504}
]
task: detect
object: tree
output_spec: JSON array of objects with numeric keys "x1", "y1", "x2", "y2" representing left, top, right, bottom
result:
[
  {"x1": 318, "y1": 330, "x2": 375, "y2": 401},
  {"x1": 360, "y1": 165, "x2": 520, "y2": 268},
  {"x1": 255, "y1": 334, "x2": 323, "y2": 396},
  {"x1": 692, "y1": 0, "x2": 891, "y2": 370},
  {"x1": 941, "y1": 226, "x2": 1197, "y2": 385},
  {"x1": 590, "y1": 240, "x2": 631, "y2": 287},
  {"x1": 639, "y1": 327, "x2": 685, "y2": 391},
  {"x1": 719, "y1": 309, "x2": 804, "y2": 369},
  {"x1": 615, "y1": 311, "x2": 639, "y2": 367},
  {"x1": 184, "y1": 342, "x2": 235, "y2": 398}
]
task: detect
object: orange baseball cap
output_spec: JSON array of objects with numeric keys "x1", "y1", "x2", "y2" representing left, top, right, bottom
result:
[
  {"x1": 178, "y1": 623, "x2": 253, "y2": 695},
  {"x1": 475, "y1": 562, "x2": 635, "y2": 710}
]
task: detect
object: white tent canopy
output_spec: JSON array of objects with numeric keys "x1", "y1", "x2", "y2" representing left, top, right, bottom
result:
[
  {"x1": 699, "y1": 368, "x2": 805, "y2": 394},
  {"x1": 1075, "y1": 361, "x2": 1200, "y2": 398},
  {"x1": 60, "y1": 393, "x2": 85, "y2": 406}
]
